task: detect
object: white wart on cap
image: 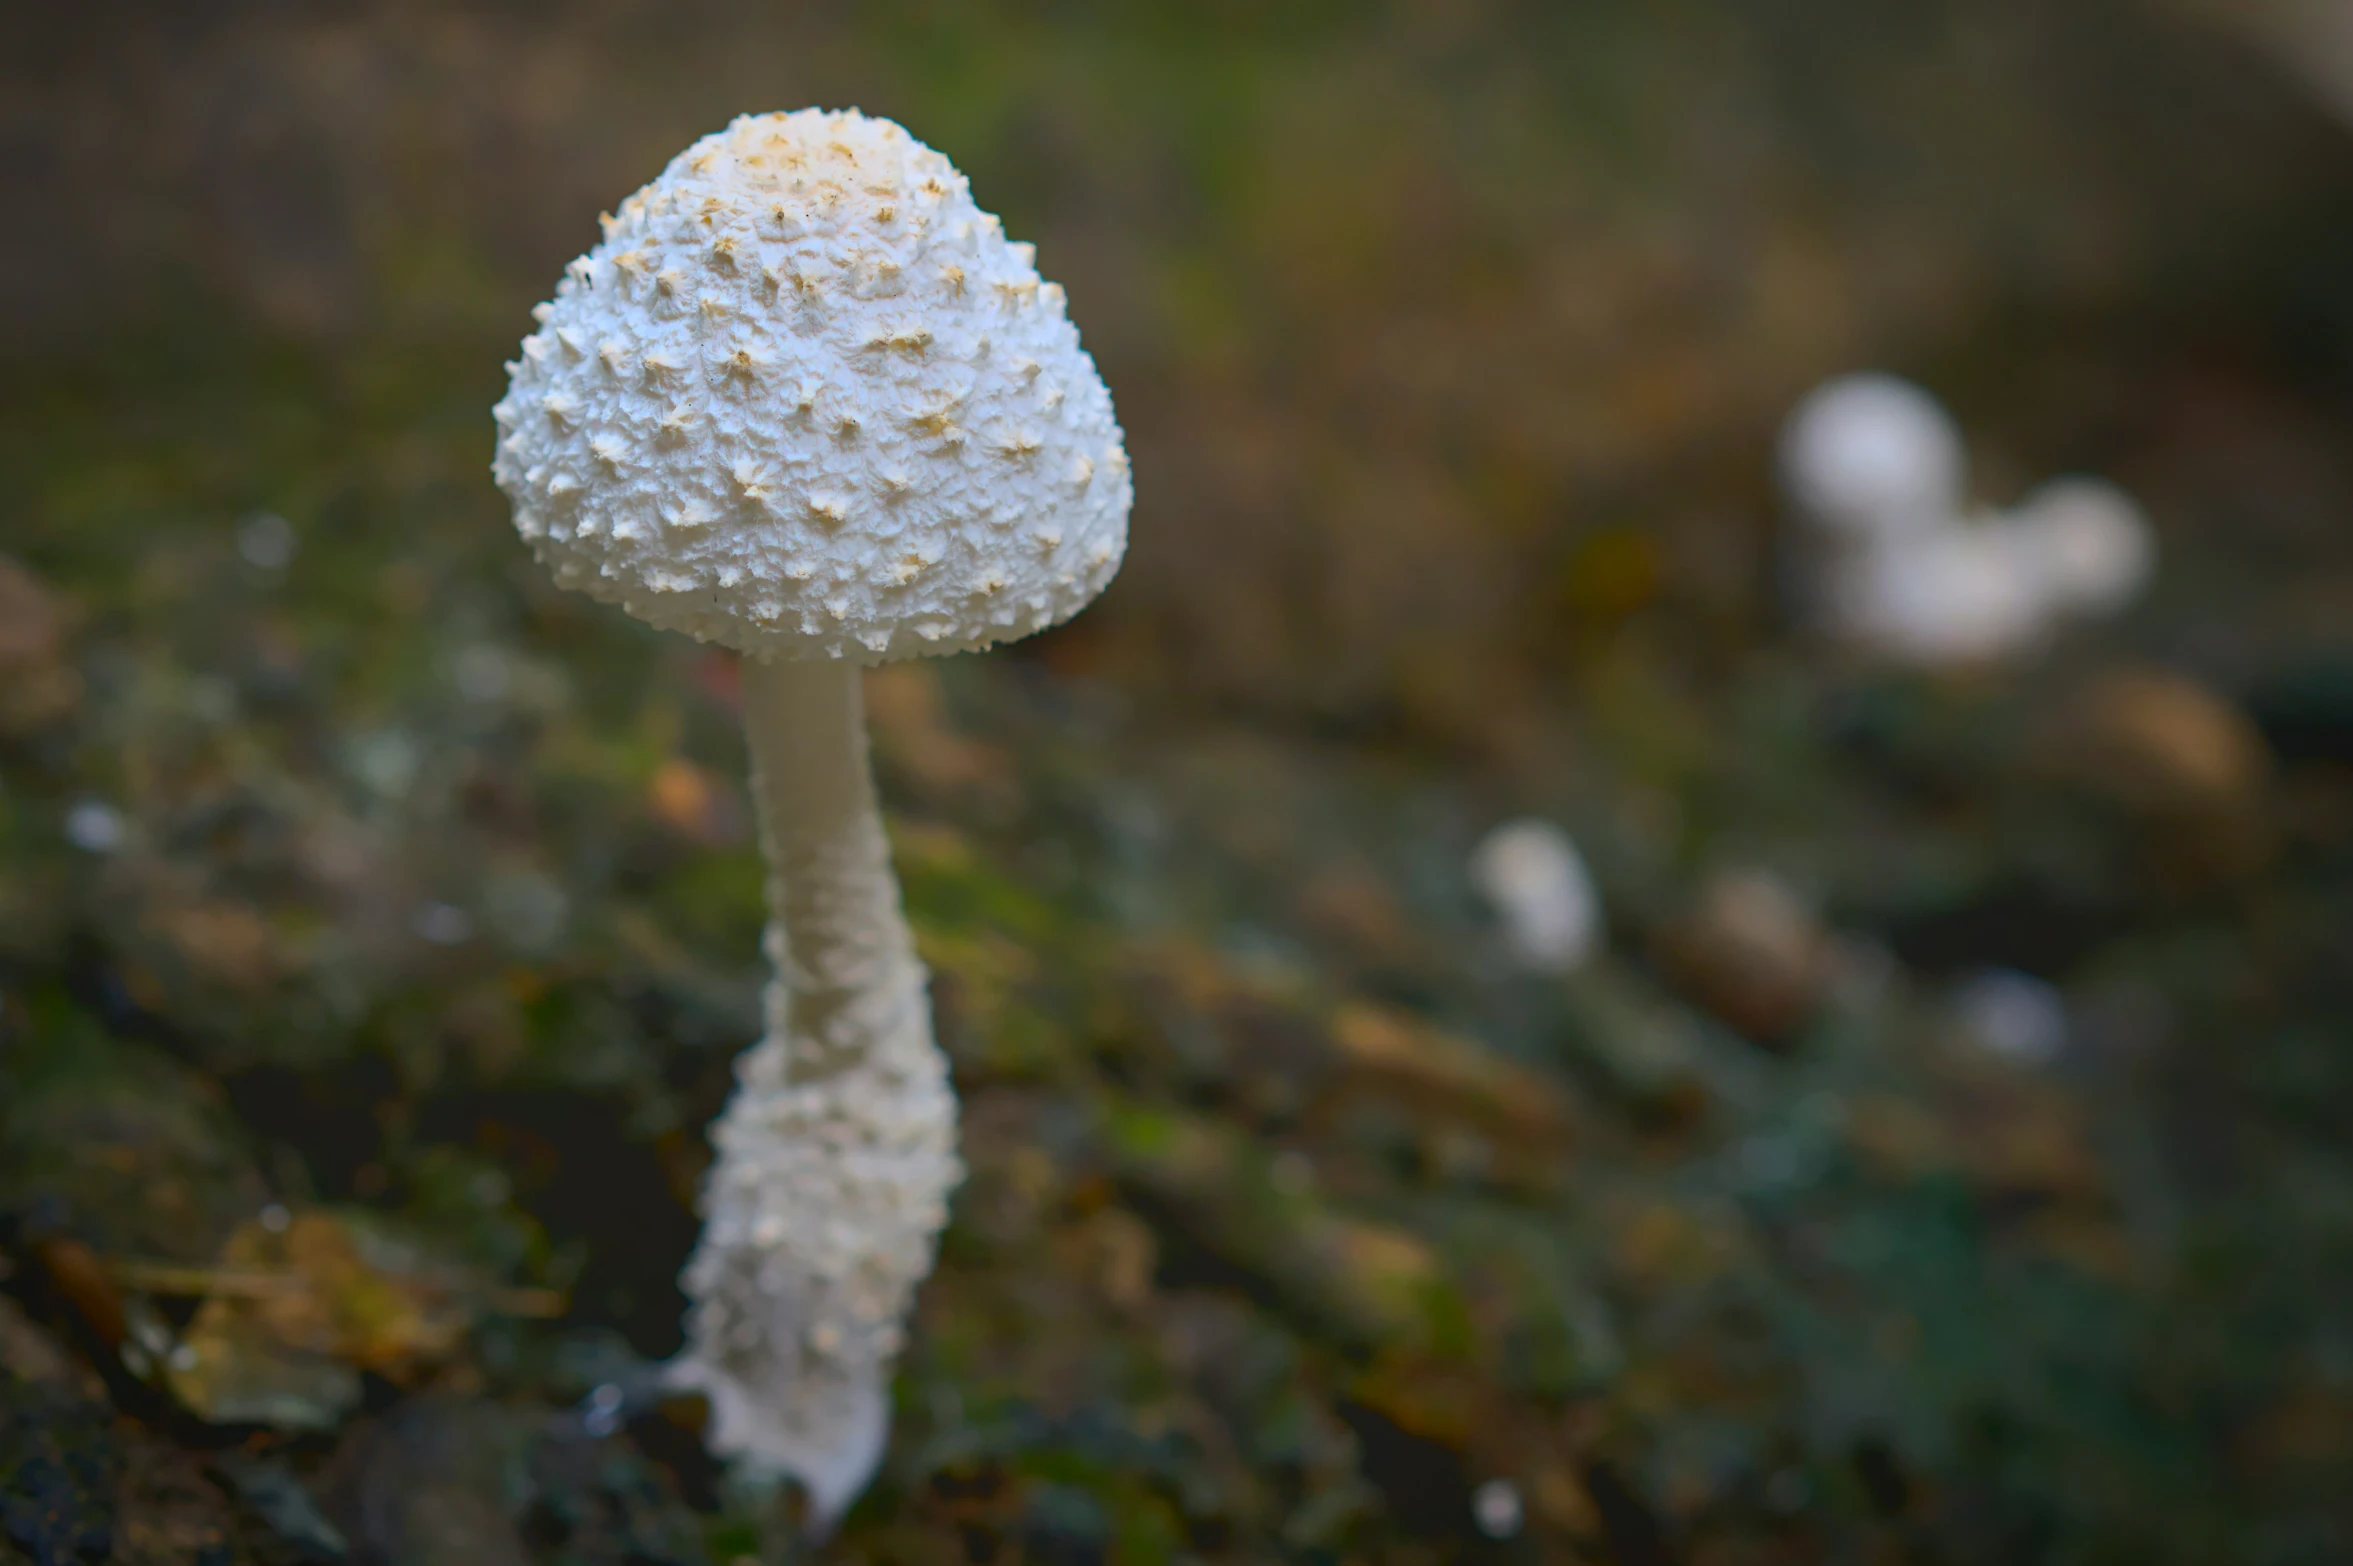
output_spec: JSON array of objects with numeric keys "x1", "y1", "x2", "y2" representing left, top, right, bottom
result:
[{"x1": 492, "y1": 109, "x2": 1132, "y2": 663}]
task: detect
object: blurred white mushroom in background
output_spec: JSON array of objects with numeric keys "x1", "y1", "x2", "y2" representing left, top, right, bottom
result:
[
  {"x1": 1824, "y1": 517, "x2": 2051, "y2": 666},
  {"x1": 235, "y1": 511, "x2": 297, "y2": 572},
  {"x1": 1779, "y1": 373, "x2": 2156, "y2": 667},
  {"x1": 1469, "y1": 818, "x2": 1601, "y2": 974},
  {"x1": 64, "y1": 798, "x2": 125, "y2": 854},
  {"x1": 2003, "y1": 476, "x2": 2157, "y2": 619},
  {"x1": 1472, "y1": 1478, "x2": 1525, "y2": 1540},
  {"x1": 1779, "y1": 373, "x2": 1966, "y2": 543},
  {"x1": 1949, "y1": 968, "x2": 2070, "y2": 1065}
]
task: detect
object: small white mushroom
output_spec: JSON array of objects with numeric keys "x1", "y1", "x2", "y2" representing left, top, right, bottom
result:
[
  {"x1": 1778, "y1": 373, "x2": 2155, "y2": 667},
  {"x1": 1469, "y1": 818, "x2": 1600, "y2": 974},
  {"x1": 490, "y1": 106, "x2": 1132, "y2": 1530},
  {"x1": 1825, "y1": 517, "x2": 2051, "y2": 666},
  {"x1": 2002, "y1": 475, "x2": 2155, "y2": 619},
  {"x1": 1949, "y1": 968, "x2": 2069, "y2": 1065},
  {"x1": 1779, "y1": 373, "x2": 1964, "y2": 543}
]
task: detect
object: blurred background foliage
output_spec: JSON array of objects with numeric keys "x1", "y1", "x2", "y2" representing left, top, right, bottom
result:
[{"x1": 2, "y1": 1, "x2": 2352, "y2": 1562}]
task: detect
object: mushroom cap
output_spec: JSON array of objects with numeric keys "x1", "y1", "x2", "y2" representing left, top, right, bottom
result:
[
  {"x1": 2008, "y1": 476, "x2": 2154, "y2": 617},
  {"x1": 493, "y1": 109, "x2": 1131, "y2": 662},
  {"x1": 1779, "y1": 373, "x2": 1964, "y2": 539}
]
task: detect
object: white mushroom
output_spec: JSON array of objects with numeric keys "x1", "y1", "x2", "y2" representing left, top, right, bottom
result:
[
  {"x1": 2001, "y1": 475, "x2": 2155, "y2": 620},
  {"x1": 1468, "y1": 818, "x2": 1600, "y2": 974},
  {"x1": 1948, "y1": 968, "x2": 2069, "y2": 1066},
  {"x1": 492, "y1": 108, "x2": 1131, "y2": 1528},
  {"x1": 1778, "y1": 372, "x2": 1965, "y2": 544},
  {"x1": 1777, "y1": 373, "x2": 1999, "y2": 658},
  {"x1": 1825, "y1": 515, "x2": 2051, "y2": 666},
  {"x1": 1777, "y1": 373, "x2": 2154, "y2": 667}
]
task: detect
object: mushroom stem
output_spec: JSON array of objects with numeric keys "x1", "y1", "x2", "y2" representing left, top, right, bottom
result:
[
  {"x1": 739, "y1": 656, "x2": 927, "y2": 1078},
  {"x1": 670, "y1": 654, "x2": 960, "y2": 1528}
]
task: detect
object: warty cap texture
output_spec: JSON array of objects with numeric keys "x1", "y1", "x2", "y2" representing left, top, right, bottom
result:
[{"x1": 493, "y1": 109, "x2": 1131, "y2": 662}]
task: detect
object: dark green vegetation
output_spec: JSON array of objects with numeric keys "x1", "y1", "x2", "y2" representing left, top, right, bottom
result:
[{"x1": 4, "y1": 1, "x2": 2353, "y2": 1561}]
